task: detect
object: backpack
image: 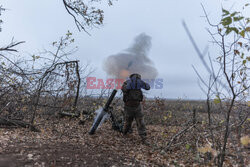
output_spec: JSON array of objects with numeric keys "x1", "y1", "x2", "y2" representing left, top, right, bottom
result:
[{"x1": 123, "y1": 89, "x2": 143, "y2": 102}]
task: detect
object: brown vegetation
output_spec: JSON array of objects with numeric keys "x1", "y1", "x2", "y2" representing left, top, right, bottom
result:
[{"x1": 1, "y1": 98, "x2": 249, "y2": 166}]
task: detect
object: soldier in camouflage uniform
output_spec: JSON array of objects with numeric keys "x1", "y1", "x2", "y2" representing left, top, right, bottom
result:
[{"x1": 121, "y1": 73, "x2": 150, "y2": 144}]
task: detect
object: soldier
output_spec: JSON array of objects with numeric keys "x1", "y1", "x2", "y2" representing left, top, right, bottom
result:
[{"x1": 121, "y1": 73, "x2": 150, "y2": 145}]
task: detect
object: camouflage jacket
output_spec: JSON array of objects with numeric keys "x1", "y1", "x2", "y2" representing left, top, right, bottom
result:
[{"x1": 121, "y1": 77, "x2": 150, "y2": 103}]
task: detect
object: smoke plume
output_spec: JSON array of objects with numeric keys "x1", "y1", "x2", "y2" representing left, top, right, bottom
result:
[{"x1": 103, "y1": 33, "x2": 158, "y2": 79}]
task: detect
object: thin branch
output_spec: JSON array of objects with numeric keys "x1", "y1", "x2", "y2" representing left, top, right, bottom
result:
[
  {"x1": 0, "y1": 41, "x2": 25, "y2": 52},
  {"x1": 165, "y1": 124, "x2": 196, "y2": 151},
  {"x1": 62, "y1": 0, "x2": 91, "y2": 35}
]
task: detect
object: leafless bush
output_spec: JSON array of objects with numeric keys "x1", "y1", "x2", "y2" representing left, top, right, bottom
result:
[
  {"x1": 183, "y1": 4, "x2": 249, "y2": 166},
  {"x1": 0, "y1": 32, "x2": 93, "y2": 131}
]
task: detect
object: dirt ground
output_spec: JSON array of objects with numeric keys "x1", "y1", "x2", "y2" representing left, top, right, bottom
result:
[
  {"x1": 0, "y1": 118, "x2": 171, "y2": 167},
  {"x1": 0, "y1": 113, "x2": 249, "y2": 167}
]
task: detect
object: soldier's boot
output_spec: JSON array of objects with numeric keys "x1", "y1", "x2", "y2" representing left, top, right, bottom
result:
[
  {"x1": 127, "y1": 127, "x2": 133, "y2": 134},
  {"x1": 141, "y1": 136, "x2": 150, "y2": 146}
]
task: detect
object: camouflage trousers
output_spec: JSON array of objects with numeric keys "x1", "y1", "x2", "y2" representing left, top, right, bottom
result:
[{"x1": 123, "y1": 104, "x2": 147, "y2": 140}]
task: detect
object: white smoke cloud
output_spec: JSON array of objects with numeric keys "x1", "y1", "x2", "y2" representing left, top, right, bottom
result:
[{"x1": 103, "y1": 33, "x2": 158, "y2": 79}]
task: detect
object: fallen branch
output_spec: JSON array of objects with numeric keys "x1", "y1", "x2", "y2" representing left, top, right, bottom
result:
[
  {"x1": 165, "y1": 124, "x2": 196, "y2": 151},
  {"x1": 0, "y1": 117, "x2": 40, "y2": 132},
  {"x1": 58, "y1": 111, "x2": 80, "y2": 118}
]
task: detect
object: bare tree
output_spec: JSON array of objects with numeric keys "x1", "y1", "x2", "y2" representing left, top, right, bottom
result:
[{"x1": 183, "y1": 4, "x2": 249, "y2": 167}]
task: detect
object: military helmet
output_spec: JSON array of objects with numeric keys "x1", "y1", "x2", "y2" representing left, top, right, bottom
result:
[{"x1": 129, "y1": 73, "x2": 141, "y2": 79}]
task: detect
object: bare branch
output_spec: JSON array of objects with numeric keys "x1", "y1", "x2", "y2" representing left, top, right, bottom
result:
[{"x1": 0, "y1": 40, "x2": 25, "y2": 52}]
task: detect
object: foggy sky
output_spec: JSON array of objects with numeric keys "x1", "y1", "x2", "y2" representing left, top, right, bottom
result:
[{"x1": 1, "y1": 0, "x2": 249, "y2": 99}]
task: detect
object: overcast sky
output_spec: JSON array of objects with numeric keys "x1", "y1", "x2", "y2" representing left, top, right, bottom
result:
[{"x1": 1, "y1": 0, "x2": 249, "y2": 99}]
